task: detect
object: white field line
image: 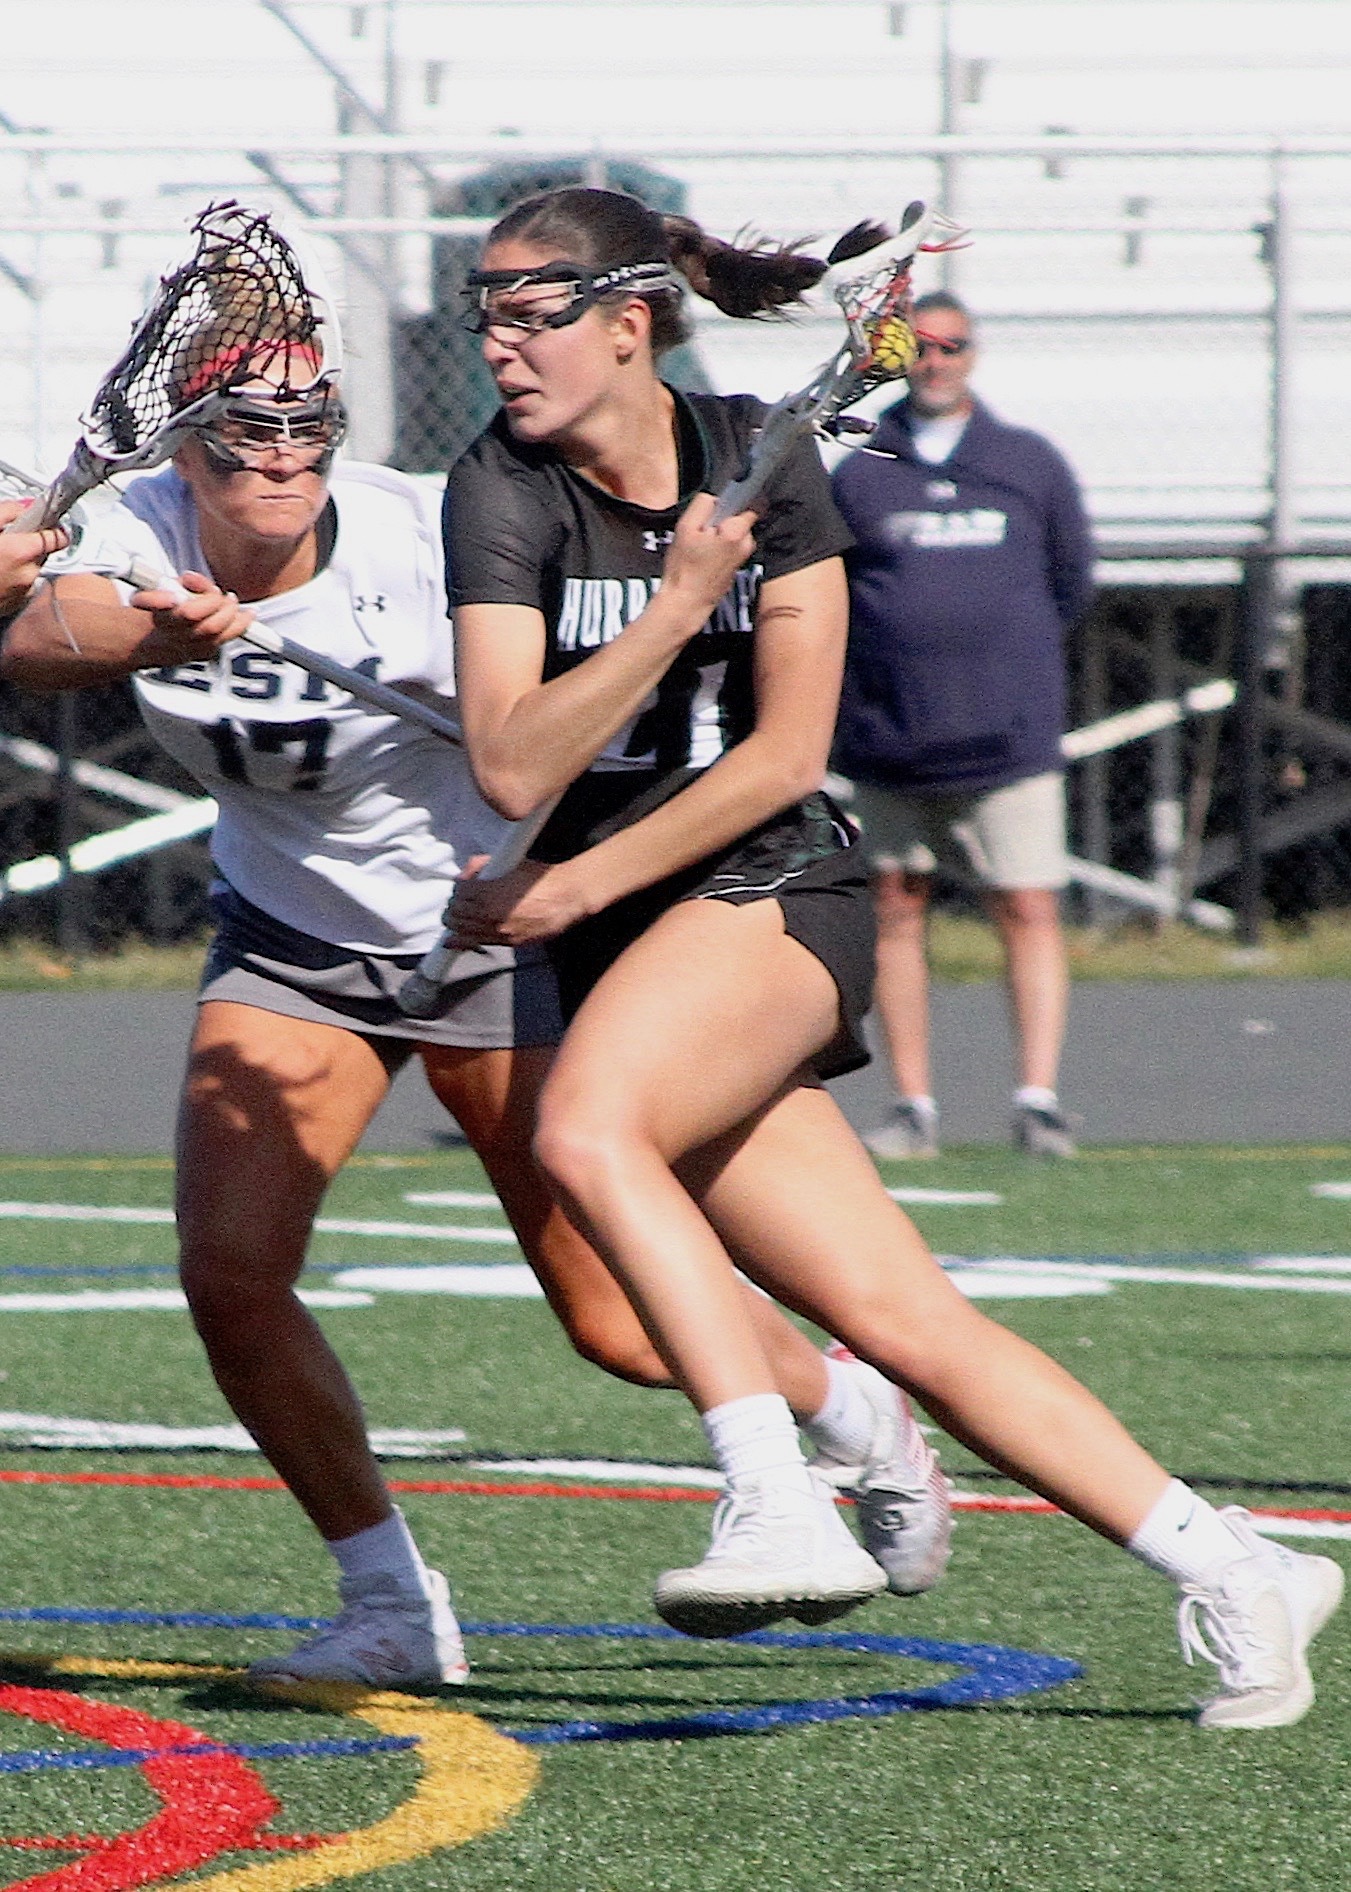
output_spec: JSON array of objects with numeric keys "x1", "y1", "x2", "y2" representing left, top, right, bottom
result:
[
  {"x1": 335, "y1": 1265, "x2": 543, "y2": 1297},
  {"x1": 1310, "y1": 1182, "x2": 1351, "y2": 1198},
  {"x1": 887, "y1": 1188, "x2": 1003, "y2": 1205},
  {"x1": 403, "y1": 1190, "x2": 502, "y2": 1208},
  {"x1": 0, "y1": 1413, "x2": 464, "y2": 1453},
  {"x1": 946, "y1": 1257, "x2": 1351, "y2": 1294},
  {"x1": 0, "y1": 1201, "x2": 517, "y2": 1244},
  {"x1": 0, "y1": 1289, "x2": 371, "y2": 1313}
]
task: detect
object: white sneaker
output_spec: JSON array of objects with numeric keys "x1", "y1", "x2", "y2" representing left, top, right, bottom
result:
[
  {"x1": 864, "y1": 1101, "x2": 940, "y2": 1161},
  {"x1": 1177, "y1": 1509, "x2": 1344, "y2": 1730},
  {"x1": 248, "y1": 1568, "x2": 470, "y2": 1689},
  {"x1": 810, "y1": 1357, "x2": 953, "y2": 1596},
  {"x1": 654, "y1": 1473, "x2": 888, "y2": 1640}
]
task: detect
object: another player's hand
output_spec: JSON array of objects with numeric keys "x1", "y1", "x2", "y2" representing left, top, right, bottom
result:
[
  {"x1": 659, "y1": 492, "x2": 757, "y2": 629},
  {"x1": 445, "y1": 856, "x2": 590, "y2": 947},
  {"x1": 0, "y1": 501, "x2": 70, "y2": 617},
  {"x1": 130, "y1": 570, "x2": 256, "y2": 665}
]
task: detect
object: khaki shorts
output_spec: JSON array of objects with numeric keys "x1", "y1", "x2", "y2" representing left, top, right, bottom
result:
[{"x1": 849, "y1": 770, "x2": 1070, "y2": 891}]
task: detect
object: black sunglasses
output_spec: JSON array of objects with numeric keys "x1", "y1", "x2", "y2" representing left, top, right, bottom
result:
[{"x1": 915, "y1": 335, "x2": 971, "y2": 358}]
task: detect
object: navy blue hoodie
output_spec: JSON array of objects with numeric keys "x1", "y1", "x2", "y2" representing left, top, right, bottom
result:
[{"x1": 830, "y1": 395, "x2": 1094, "y2": 796}]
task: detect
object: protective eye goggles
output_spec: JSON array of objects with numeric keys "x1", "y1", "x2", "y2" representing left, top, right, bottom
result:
[
  {"x1": 195, "y1": 389, "x2": 348, "y2": 473},
  {"x1": 460, "y1": 260, "x2": 682, "y2": 337}
]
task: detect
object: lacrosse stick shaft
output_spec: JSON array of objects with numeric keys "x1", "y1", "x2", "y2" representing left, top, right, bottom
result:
[
  {"x1": 396, "y1": 791, "x2": 562, "y2": 1018},
  {"x1": 710, "y1": 387, "x2": 834, "y2": 525},
  {"x1": 235, "y1": 625, "x2": 465, "y2": 745}
]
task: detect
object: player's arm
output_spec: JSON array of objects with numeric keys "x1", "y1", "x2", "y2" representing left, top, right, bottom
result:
[
  {"x1": 0, "y1": 501, "x2": 69, "y2": 619},
  {"x1": 450, "y1": 555, "x2": 847, "y2": 945},
  {"x1": 454, "y1": 494, "x2": 755, "y2": 820},
  {"x1": 0, "y1": 571, "x2": 255, "y2": 692}
]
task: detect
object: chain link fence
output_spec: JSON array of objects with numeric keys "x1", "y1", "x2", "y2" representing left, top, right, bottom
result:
[{"x1": 4, "y1": 135, "x2": 1351, "y2": 952}]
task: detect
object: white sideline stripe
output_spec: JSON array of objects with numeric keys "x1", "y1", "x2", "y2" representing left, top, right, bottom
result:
[
  {"x1": 887, "y1": 1188, "x2": 1003, "y2": 1206},
  {"x1": 0, "y1": 1289, "x2": 372, "y2": 1313},
  {"x1": 944, "y1": 1267, "x2": 1113, "y2": 1299},
  {"x1": 0, "y1": 1201, "x2": 517, "y2": 1244},
  {"x1": 1310, "y1": 1182, "x2": 1351, "y2": 1199},
  {"x1": 1249, "y1": 1518, "x2": 1351, "y2": 1542},
  {"x1": 403, "y1": 1190, "x2": 502, "y2": 1208},
  {"x1": 334, "y1": 1265, "x2": 543, "y2": 1297},
  {"x1": 948, "y1": 1257, "x2": 1351, "y2": 1294},
  {"x1": 0, "y1": 1413, "x2": 465, "y2": 1453},
  {"x1": 1254, "y1": 1256, "x2": 1351, "y2": 1272},
  {"x1": 486, "y1": 1458, "x2": 726, "y2": 1488}
]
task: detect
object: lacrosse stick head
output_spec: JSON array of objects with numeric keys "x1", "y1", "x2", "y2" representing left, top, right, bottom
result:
[
  {"x1": 81, "y1": 200, "x2": 343, "y2": 470},
  {"x1": 830, "y1": 201, "x2": 970, "y2": 402}
]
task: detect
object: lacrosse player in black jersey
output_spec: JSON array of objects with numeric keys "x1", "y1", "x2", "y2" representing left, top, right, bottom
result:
[{"x1": 444, "y1": 185, "x2": 1341, "y2": 1727}]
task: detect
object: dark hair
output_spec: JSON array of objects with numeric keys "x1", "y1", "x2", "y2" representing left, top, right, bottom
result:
[
  {"x1": 486, "y1": 186, "x2": 882, "y2": 356},
  {"x1": 912, "y1": 290, "x2": 974, "y2": 328}
]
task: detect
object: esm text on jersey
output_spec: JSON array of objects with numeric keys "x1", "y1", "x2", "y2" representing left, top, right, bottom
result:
[{"x1": 554, "y1": 566, "x2": 763, "y2": 653}]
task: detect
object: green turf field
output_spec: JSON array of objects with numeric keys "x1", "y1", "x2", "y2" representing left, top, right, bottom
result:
[{"x1": 0, "y1": 1145, "x2": 1347, "y2": 1890}]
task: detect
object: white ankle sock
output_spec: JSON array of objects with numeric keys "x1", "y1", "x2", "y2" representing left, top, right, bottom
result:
[
  {"x1": 802, "y1": 1353, "x2": 877, "y2": 1465},
  {"x1": 703, "y1": 1393, "x2": 814, "y2": 1496},
  {"x1": 1126, "y1": 1480, "x2": 1252, "y2": 1585},
  {"x1": 327, "y1": 1507, "x2": 431, "y2": 1598},
  {"x1": 901, "y1": 1094, "x2": 938, "y2": 1120},
  {"x1": 1013, "y1": 1085, "x2": 1058, "y2": 1112}
]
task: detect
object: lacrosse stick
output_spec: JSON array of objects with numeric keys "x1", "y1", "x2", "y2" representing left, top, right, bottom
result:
[
  {"x1": 2, "y1": 200, "x2": 340, "y2": 539},
  {"x1": 710, "y1": 200, "x2": 967, "y2": 524}
]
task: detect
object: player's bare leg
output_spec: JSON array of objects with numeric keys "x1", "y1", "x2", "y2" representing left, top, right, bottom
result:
[
  {"x1": 533, "y1": 899, "x2": 894, "y2": 1632},
  {"x1": 865, "y1": 866, "x2": 941, "y2": 1157},
  {"x1": 176, "y1": 1001, "x2": 395, "y2": 1541},
  {"x1": 179, "y1": 1002, "x2": 467, "y2": 1687},
  {"x1": 986, "y1": 885, "x2": 1069, "y2": 1092}
]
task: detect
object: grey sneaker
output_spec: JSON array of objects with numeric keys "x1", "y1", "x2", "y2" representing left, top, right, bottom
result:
[
  {"x1": 1177, "y1": 1509, "x2": 1344, "y2": 1730},
  {"x1": 810, "y1": 1357, "x2": 953, "y2": 1596},
  {"x1": 247, "y1": 1568, "x2": 470, "y2": 1688},
  {"x1": 1013, "y1": 1101, "x2": 1077, "y2": 1158},
  {"x1": 864, "y1": 1101, "x2": 940, "y2": 1161},
  {"x1": 654, "y1": 1473, "x2": 887, "y2": 1640}
]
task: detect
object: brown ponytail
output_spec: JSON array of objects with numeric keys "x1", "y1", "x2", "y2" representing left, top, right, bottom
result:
[{"x1": 486, "y1": 186, "x2": 892, "y2": 356}]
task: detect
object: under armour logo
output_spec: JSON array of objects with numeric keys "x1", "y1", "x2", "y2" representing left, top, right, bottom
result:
[
  {"x1": 354, "y1": 594, "x2": 388, "y2": 613},
  {"x1": 642, "y1": 530, "x2": 674, "y2": 553}
]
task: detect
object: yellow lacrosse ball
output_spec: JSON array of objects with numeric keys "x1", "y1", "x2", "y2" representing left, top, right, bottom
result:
[{"x1": 871, "y1": 316, "x2": 920, "y2": 376}]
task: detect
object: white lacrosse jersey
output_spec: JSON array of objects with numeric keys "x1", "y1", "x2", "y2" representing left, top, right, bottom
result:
[{"x1": 71, "y1": 462, "x2": 510, "y2": 953}]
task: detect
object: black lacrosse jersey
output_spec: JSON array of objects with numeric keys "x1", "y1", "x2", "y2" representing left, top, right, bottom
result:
[{"x1": 442, "y1": 389, "x2": 852, "y2": 851}]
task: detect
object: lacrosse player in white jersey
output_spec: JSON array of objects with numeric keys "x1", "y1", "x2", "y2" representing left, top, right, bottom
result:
[{"x1": 1, "y1": 341, "x2": 952, "y2": 1687}]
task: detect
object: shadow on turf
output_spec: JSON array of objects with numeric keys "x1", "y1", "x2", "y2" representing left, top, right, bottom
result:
[{"x1": 956, "y1": 1467, "x2": 1351, "y2": 1498}]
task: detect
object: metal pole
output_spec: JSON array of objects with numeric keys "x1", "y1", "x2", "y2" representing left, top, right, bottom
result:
[
  {"x1": 1147, "y1": 595, "x2": 1182, "y2": 921},
  {"x1": 1079, "y1": 609, "x2": 1110, "y2": 927},
  {"x1": 54, "y1": 693, "x2": 83, "y2": 958},
  {"x1": 937, "y1": 0, "x2": 959, "y2": 290},
  {"x1": 1235, "y1": 554, "x2": 1270, "y2": 948}
]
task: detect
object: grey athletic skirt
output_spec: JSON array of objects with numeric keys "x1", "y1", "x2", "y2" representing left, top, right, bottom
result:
[{"x1": 199, "y1": 883, "x2": 563, "y2": 1061}]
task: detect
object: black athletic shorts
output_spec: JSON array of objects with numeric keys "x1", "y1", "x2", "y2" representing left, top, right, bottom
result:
[{"x1": 537, "y1": 785, "x2": 875, "y2": 1080}]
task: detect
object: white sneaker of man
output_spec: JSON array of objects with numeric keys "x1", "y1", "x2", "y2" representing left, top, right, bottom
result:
[
  {"x1": 1177, "y1": 1509, "x2": 1344, "y2": 1730},
  {"x1": 654, "y1": 1472, "x2": 888, "y2": 1640},
  {"x1": 809, "y1": 1358, "x2": 953, "y2": 1595},
  {"x1": 248, "y1": 1567, "x2": 470, "y2": 1689}
]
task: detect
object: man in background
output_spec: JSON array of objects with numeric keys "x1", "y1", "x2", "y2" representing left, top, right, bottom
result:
[{"x1": 830, "y1": 291, "x2": 1094, "y2": 1158}]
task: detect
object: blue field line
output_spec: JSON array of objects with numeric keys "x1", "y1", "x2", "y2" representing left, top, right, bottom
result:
[{"x1": 0, "y1": 1611, "x2": 1081, "y2": 1751}]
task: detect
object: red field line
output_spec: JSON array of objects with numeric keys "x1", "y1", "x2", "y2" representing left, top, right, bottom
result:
[{"x1": 1, "y1": 1467, "x2": 1349, "y2": 1524}]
